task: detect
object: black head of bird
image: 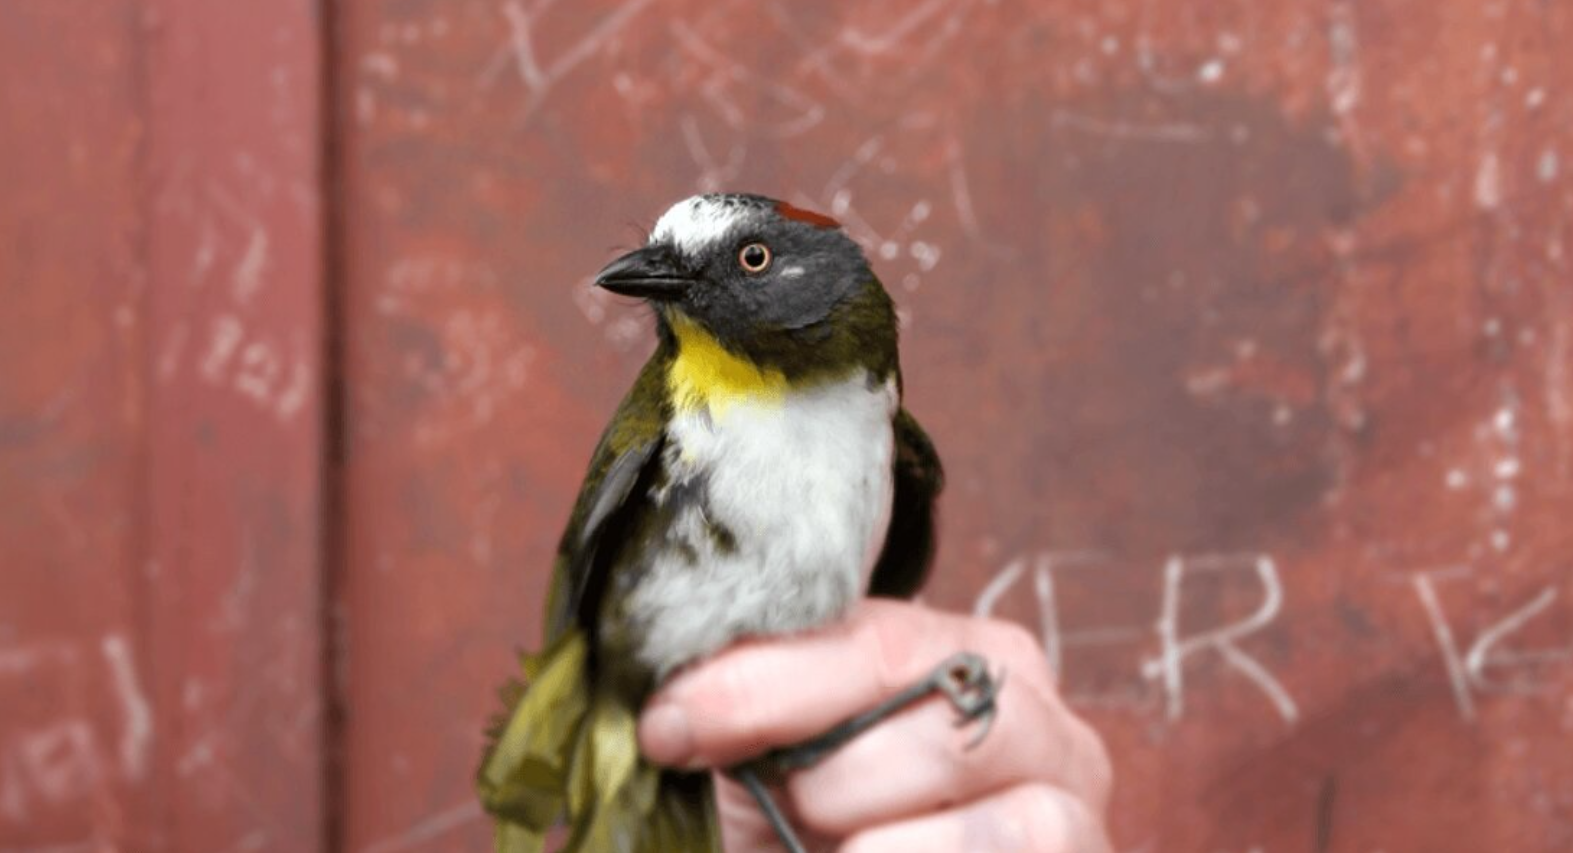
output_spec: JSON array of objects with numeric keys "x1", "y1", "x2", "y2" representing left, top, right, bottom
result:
[{"x1": 593, "y1": 193, "x2": 895, "y2": 385}]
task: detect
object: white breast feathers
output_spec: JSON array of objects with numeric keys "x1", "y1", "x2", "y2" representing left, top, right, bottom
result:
[{"x1": 629, "y1": 371, "x2": 898, "y2": 677}]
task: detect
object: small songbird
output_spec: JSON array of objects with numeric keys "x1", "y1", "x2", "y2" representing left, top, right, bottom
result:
[{"x1": 478, "y1": 193, "x2": 993, "y2": 852}]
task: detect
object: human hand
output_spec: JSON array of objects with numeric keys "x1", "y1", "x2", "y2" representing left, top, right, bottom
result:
[{"x1": 637, "y1": 599, "x2": 1115, "y2": 852}]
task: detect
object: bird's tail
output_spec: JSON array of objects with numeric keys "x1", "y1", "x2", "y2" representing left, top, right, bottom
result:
[{"x1": 477, "y1": 629, "x2": 719, "y2": 852}]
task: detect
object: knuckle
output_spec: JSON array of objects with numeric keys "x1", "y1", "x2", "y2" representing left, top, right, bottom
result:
[
  {"x1": 784, "y1": 772, "x2": 851, "y2": 836},
  {"x1": 978, "y1": 618, "x2": 1072, "y2": 705},
  {"x1": 984, "y1": 619, "x2": 1050, "y2": 676},
  {"x1": 978, "y1": 620, "x2": 1060, "y2": 703},
  {"x1": 861, "y1": 603, "x2": 933, "y2": 693},
  {"x1": 689, "y1": 655, "x2": 768, "y2": 739}
]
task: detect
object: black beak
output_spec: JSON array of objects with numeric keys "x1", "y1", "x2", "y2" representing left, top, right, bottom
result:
[{"x1": 593, "y1": 246, "x2": 693, "y2": 301}]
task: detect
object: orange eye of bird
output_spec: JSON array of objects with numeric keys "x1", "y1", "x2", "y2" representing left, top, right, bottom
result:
[{"x1": 738, "y1": 242, "x2": 772, "y2": 274}]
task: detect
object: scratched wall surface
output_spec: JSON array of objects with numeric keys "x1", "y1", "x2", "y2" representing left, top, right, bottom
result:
[
  {"x1": 0, "y1": 0, "x2": 328, "y2": 850},
  {"x1": 5, "y1": 0, "x2": 1572, "y2": 851},
  {"x1": 337, "y1": 1, "x2": 1573, "y2": 851}
]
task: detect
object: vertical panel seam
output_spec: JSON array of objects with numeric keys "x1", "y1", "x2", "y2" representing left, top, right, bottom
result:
[{"x1": 317, "y1": 0, "x2": 350, "y2": 849}]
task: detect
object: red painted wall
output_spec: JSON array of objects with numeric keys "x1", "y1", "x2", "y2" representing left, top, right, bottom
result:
[
  {"x1": 1, "y1": 0, "x2": 327, "y2": 848},
  {"x1": 4, "y1": 1, "x2": 1572, "y2": 851}
]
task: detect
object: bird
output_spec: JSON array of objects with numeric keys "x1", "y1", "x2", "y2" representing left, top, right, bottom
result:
[{"x1": 476, "y1": 192, "x2": 996, "y2": 852}]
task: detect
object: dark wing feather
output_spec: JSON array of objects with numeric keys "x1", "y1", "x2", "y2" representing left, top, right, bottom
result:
[
  {"x1": 544, "y1": 351, "x2": 669, "y2": 641},
  {"x1": 867, "y1": 408, "x2": 944, "y2": 599},
  {"x1": 482, "y1": 346, "x2": 720, "y2": 851}
]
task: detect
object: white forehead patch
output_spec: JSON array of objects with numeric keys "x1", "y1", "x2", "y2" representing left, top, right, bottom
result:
[{"x1": 650, "y1": 195, "x2": 756, "y2": 256}]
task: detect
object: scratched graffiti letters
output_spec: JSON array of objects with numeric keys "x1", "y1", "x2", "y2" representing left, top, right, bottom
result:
[
  {"x1": 977, "y1": 550, "x2": 1572, "y2": 729},
  {"x1": 1410, "y1": 567, "x2": 1571, "y2": 721},
  {"x1": 1142, "y1": 554, "x2": 1300, "y2": 724},
  {"x1": 0, "y1": 634, "x2": 150, "y2": 827},
  {"x1": 195, "y1": 313, "x2": 313, "y2": 425},
  {"x1": 974, "y1": 551, "x2": 1145, "y2": 686},
  {"x1": 976, "y1": 552, "x2": 1299, "y2": 725}
]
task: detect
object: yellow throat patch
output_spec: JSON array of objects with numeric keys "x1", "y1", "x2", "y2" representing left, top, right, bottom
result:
[{"x1": 666, "y1": 315, "x2": 787, "y2": 418}]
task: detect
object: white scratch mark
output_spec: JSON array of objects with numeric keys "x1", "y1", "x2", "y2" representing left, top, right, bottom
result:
[
  {"x1": 1051, "y1": 110, "x2": 1210, "y2": 144},
  {"x1": 1549, "y1": 311, "x2": 1572, "y2": 476},
  {"x1": 18, "y1": 721, "x2": 102, "y2": 803},
  {"x1": 1141, "y1": 554, "x2": 1299, "y2": 724},
  {"x1": 908, "y1": 240, "x2": 940, "y2": 271},
  {"x1": 678, "y1": 113, "x2": 746, "y2": 193},
  {"x1": 361, "y1": 51, "x2": 399, "y2": 81},
  {"x1": 1466, "y1": 587, "x2": 1565, "y2": 693},
  {"x1": 1492, "y1": 484, "x2": 1516, "y2": 512},
  {"x1": 190, "y1": 221, "x2": 219, "y2": 286},
  {"x1": 200, "y1": 315, "x2": 246, "y2": 382},
  {"x1": 829, "y1": 136, "x2": 884, "y2": 191},
  {"x1": 101, "y1": 635, "x2": 151, "y2": 781},
  {"x1": 1031, "y1": 558, "x2": 1060, "y2": 677},
  {"x1": 671, "y1": 22, "x2": 824, "y2": 138},
  {"x1": 837, "y1": 0, "x2": 952, "y2": 55},
  {"x1": 272, "y1": 342, "x2": 314, "y2": 424},
  {"x1": 537, "y1": 0, "x2": 654, "y2": 90},
  {"x1": 496, "y1": 2, "x2": 548, "y2": 93},
  {"x1": 0, "y1": 644, "x2": 76, "y2": 676},
  {"x1": 973, "y1": 557, "x2": 1026, "y2": 619},
  {"x1": 1538, "y1": 149, "x2": 1560, "y2": 183},
  {"x1": 946, "y1": 141, "x2": 986, "y2": 243},
  {"x1": 1327, "y1": 3, "x2": 1361, "y2": 115},
  {"x1": 1474, "y1": 150, "x2": 1502, "y2": 210},
  {"x1": 1411, "y1": 568, "x2": 1478, "y2": 721},
  {"x1": 177, "y1": 738, "x2": 215, "y2": 777},
  {"x1": 233, "y1": 342, "x2": 282, "y2": 405},
  {"x1": 976, "y1": 552, "x2": 1118, "y2": 680},
  {"x1": 484, "y1": 0, "x2": 657, "y2": 120},
  {"x1": 360, "y1": 800, "x2": 484, "y2": 853}
]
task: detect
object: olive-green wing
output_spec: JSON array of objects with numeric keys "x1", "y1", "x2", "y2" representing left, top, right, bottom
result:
[
  {"x1": 867, "y1": 407, "x2": 944, "y2": 599},
  {"x1": 544, "y1": 351, "x2": 670, "y2": 641},
  {"x1": 481, "y1": 348, "x2": 721, "y2": 853}
]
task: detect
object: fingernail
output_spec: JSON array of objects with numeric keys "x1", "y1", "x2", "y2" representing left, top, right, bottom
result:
[{"x1": 639, "y1": 700, "x2": 695, "y2": 767}]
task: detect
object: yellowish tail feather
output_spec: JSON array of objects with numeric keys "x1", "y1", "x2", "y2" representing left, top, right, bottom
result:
[{"x1": 477, "y1": 629, "x2": 719, "y2": 852}]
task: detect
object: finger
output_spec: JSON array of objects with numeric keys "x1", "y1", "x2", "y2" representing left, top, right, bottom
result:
[
  {"x1": 712, "y1": 773, "x2": 836, "y2": 853},
  {"x1": 783, "y1": 669, "x2": 1110, "y2": 837},
  {"x1": 638, "y1": 600, "x2": 1058, "y2": 768},
  {"x1": 838, "y1": 783, "x2": 1113, "y2": 853}
]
